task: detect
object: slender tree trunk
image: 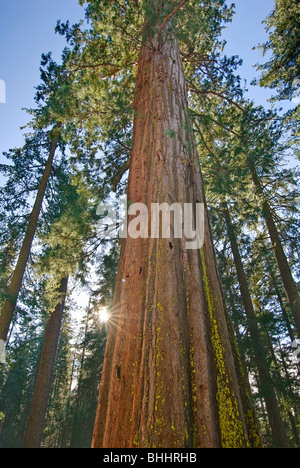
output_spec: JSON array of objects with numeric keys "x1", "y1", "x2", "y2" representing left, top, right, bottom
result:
[
  {"x1": 204, "y1": 249, "x2": 261, "y2": 447},
  {"x1": 70, "y1": 303, "x2": 91, "y2": 448},
  {"x1": 92, "y1": 30, "x2": 259, "y2": 449},
  {"x1": 60, "y1": 354, "x2": 77, "y2": 448},
  {"x1": 288, "y1": 412, "x2": 300, "y2": 448},
  {"x1": 269, "y1": 269, "x2": 296, "y2": 343},
  {"x1": 266, "y1": 335, "x2": 300, "y2": 448},
  {"x1": 257, "y1": 387, "x2": 272, "y2": 445},
  {"x1": 0, "y1": 124, "x2": 62, "y2": 343},
  {"x1": 23, "y1": 276, "x2": 68, "y2": 449},
  {"x1": 247, "y1": 157, "x2": 300, "y2": 337},
  {"x1": 223, "y1": 202, "x2": 288, "y2": 448},
  {"x1": 277, "y1": 342, "x2": 300, "y2": 447}
]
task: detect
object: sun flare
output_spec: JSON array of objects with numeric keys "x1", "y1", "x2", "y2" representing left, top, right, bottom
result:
[{"x1": 99, "y1": 307, "x2": 110, "y2": 324}]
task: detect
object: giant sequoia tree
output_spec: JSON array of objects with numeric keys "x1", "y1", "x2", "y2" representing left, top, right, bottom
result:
[
  {"x1": 90, "y1": 0, "x2": 260, "y2": 449},
  {"x1": 2, "y1": 0, "x2": 299, "y2": 449}
]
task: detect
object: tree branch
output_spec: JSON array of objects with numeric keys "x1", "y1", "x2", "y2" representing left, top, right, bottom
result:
[
  {"x1": 192, "y1": 110, "x2": 242, "y2": 139},
  {"x1": 112, "y1": 159, "x2": 130, "y2": 192},
  {"x1": 157, "y1": 0, "x2": 189, "y2": 49},
  {"x1": 187, "y1": 79, "x2": 246, "y2": 114}
]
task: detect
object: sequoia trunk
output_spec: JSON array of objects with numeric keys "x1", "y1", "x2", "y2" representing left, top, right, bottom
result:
[
  {"x1": 92, "y1": 32, "x2": 259, "y2": 448},
  {"x1": 0, "y1": 124, "x2": 62, "y2": 343},
  {"x1": 23, "y1": 276, "x2": 68, "y2": 448}
]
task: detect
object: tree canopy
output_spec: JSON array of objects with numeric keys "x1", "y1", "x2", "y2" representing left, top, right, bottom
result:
[{"x1": 0, "y1": 0, "x2": 299, "y2": 449}]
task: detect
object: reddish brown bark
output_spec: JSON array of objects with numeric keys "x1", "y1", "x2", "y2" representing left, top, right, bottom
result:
[
  {"x1": 92, "y1": 31, "x2": 259, "y2": 448},
  {"x1": 23, "y1": 276, "x2": 69, "y2": 448},
  {"x1": 0, "y1": 124, "x2": 62, "y2": 343}
]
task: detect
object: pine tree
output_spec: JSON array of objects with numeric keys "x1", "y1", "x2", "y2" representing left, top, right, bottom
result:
[
  {"x1": 69, "y1": 303, "x2": 107, "y2": 448},
  {"x1": 193, "y1": 79, "x2": 300, "y2": 338},
  {"x1": 194, "y1": 84, "x2": 300, "y2": 444},
  {"x1": 0, "y1": 278, "x2": 47, "y2": 447},
  {"x1": 222, "y1": 201, "x2": 288, "y2": 447},
  {"x1": 22, "y1": 155, "x2": 101, "y2": 447},
  {"x1": 0, "y1": 42, "x2": 92, "y2": 345},
  {"x1": 0, "y1": 125, "x2": 62, "y2": 344},
  {"x1": 23, "y1": 277, "x2": 69, "y2": 448},
  {"x1": 256, "y1": 0, "x2": 300, "y2": 102}
]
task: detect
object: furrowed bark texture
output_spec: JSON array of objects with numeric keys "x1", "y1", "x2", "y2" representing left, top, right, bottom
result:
[
  {"x1": 92, "y1": 34, "x2": 257, "y2": 448},
  {"x1": 0, "y1": 124, "x2": 62, "y2": 343},
  {"x1": 23, "y1": 276, "x2": 68, "y2": 448}
]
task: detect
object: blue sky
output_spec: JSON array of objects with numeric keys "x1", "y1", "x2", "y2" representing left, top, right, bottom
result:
[
  {"x1": 0, "y1": 0, "x2": 281, "y2": 160},
  {"x1": 0, "y1": 0, "x2": 83, "y2": 156},
  {"x1": 222, "y1": 0, "x2": 275, "y2": 104}
]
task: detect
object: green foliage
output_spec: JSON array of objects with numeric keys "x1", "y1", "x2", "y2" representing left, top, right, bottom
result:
[
  {"x1": 68, "y1": 307, "x2": 107, "y2": 448},
  {"x1": 194, "y1": 90, "x2": 300, "y2": 445},
  {"x1": 1, "y1": 0, "x2": 300, "y2": 449},
  {"x1": 256, "y1": 0, "x2": 300, "y2": 101},
  {"x1": 255, "y1": 0, "x2": 300, "y2": 150}
]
